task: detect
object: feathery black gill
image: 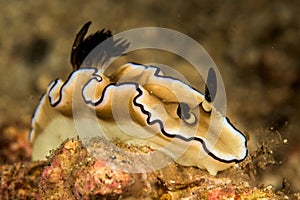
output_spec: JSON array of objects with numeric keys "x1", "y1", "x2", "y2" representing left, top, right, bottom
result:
[{"x1": 71, "y1": 21, "x2": 129, "y2": 71}]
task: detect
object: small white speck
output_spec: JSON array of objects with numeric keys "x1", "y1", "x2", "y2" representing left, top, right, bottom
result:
[{"x1": 265, "y1": 185, "x2": 273, "y2": 190}]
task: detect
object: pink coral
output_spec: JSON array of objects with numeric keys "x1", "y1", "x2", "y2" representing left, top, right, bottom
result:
[
  {"x1": 38, "y1": 139, "x2": 135, "y2": 199},
  {"x1": 74, "y1": 160, "x2": 134, "y2": 198}
]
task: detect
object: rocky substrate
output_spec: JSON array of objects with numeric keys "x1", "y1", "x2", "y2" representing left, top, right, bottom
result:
[{"x1": 0, "y1": 124, "x2": 299, "y2": 199}]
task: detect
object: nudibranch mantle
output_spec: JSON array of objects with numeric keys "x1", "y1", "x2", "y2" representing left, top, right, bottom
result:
[{"x1": 30, "y1": 22, "x2": 247, "y2": 175}]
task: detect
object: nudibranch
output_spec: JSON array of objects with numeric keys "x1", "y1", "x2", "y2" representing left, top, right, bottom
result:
[{"x1": 30, "y1": 22, "x2": 247, "y2": 175}]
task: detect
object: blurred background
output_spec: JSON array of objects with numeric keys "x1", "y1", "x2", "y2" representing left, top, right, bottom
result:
[{"x1": 0, "y1": 0, "x2": 299, "y2": 192}]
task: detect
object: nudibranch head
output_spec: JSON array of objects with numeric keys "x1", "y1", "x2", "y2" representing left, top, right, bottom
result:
[{"x1": 30, "y1": 22, "x2": 247, "y2": 175}]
